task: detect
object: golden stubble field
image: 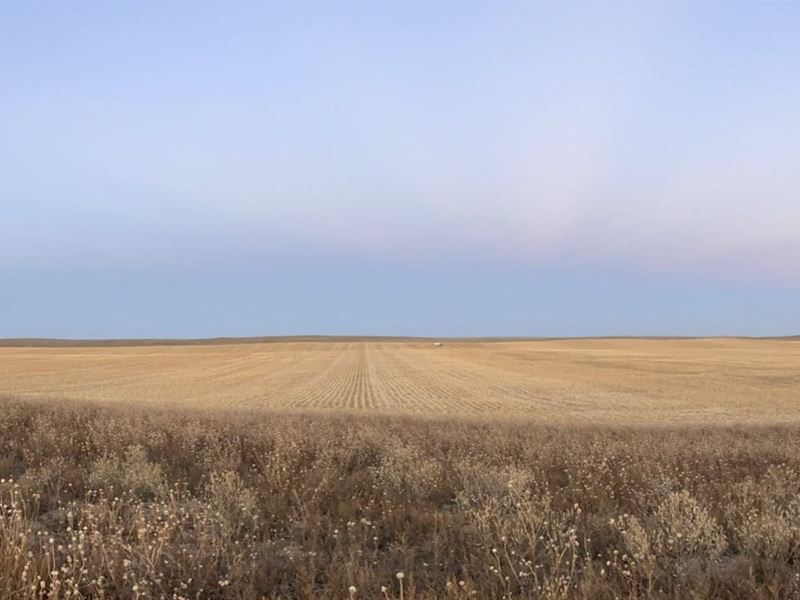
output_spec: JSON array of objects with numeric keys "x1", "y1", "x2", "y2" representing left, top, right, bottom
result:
[
  {"x1": 2, "y1": 337, "x2": 800, "y2": 598},
  {"x1": 1, "y1": 337, "x2": 798, "y2": 424}
]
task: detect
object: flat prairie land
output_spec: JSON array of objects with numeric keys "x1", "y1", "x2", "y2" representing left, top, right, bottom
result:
[
  {"x1": 3, "y1": 337, "x2": 800, "y2": 599},
  {"x1": 0, "y1": 337, "x2": 798, "y2": 423}
]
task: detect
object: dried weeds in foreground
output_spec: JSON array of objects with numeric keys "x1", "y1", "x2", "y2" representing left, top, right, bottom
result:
[{"x1": 1, "y1": 398, "x2": 800, "y2": 599}]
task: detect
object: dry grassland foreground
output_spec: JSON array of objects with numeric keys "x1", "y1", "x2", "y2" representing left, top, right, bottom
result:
[{"x1": 0, "y1": 338, "x2": 799, "y2": 599}]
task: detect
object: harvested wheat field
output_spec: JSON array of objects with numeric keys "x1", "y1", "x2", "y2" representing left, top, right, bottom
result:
[
  {"x1": 0, "y1": 337, "x2": 798, "y2": 423},
  {"x1": 2, "y1": 338, "x2": 800, "y2": 599}
]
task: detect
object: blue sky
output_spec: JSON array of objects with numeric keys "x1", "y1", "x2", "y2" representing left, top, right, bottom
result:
[{"x1": 1, "y1": 2, "x2": 798, "y2": 337}]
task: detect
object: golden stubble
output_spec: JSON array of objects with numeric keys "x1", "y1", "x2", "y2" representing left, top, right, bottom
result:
[{"x1": 0, "y1": 338, "x2": 797, "y2": 424}]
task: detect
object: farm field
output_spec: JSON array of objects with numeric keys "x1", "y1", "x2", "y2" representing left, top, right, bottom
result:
[
  {"x1": 2, "y1": 337, "x2": 800, "y2": 599},
  {"x1": 0, "y1": 337, "x2": 798, "y2": 423}
]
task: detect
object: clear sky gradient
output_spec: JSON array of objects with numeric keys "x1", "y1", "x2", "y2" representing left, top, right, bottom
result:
[{"x1": 1, "y1": 2, "x2": 798, "y2": 337}]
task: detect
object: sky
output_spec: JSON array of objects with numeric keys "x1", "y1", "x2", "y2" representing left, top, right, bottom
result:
[{"x1": 1, "y1": 2, "x2": 799, "y2": 338}]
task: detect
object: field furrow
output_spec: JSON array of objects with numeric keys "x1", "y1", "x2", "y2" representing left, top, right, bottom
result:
[{"x1": 0, "y1": 338, "x2": 798, "y2": 424}]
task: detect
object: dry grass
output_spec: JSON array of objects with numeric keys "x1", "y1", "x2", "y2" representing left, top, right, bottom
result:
[
  {"x1": 0, "y1": 338, "x2": 798, "y2": 423},
  {"x1": 1, "y1": 338, "x2": 799, "y2": 598},
  {"x1": 1, "y1": 399, "x2": 800, "y2": 598}
]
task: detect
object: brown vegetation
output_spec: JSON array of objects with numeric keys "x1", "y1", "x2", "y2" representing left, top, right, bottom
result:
[
  {"x1": 1, "y1": 338, "x2": 798, "y2": 597},
  {"x1": 1, "y1": 397, "x2": 800, "y2": 599}
]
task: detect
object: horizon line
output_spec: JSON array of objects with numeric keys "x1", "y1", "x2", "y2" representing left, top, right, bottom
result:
[{"x1": 1, "y1": 334, "x2": 798, "y2": 348}]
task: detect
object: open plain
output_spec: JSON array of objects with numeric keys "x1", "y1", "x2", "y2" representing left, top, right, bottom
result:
[
  {"x1": 2, "y1": 337, "x2": 800, "y2": 599},
  {"x1": 0, "y1": 337, "x2": 798, "y2": 423}
]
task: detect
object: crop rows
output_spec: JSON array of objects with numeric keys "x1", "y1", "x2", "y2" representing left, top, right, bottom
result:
[{"x1": 0, "y1": 338, "x2": 798, "y2": 423}]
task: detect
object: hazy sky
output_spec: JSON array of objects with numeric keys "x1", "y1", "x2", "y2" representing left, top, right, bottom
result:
[{"x1": 2, "y1": 2, "x2": 799, "y2": 337}]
